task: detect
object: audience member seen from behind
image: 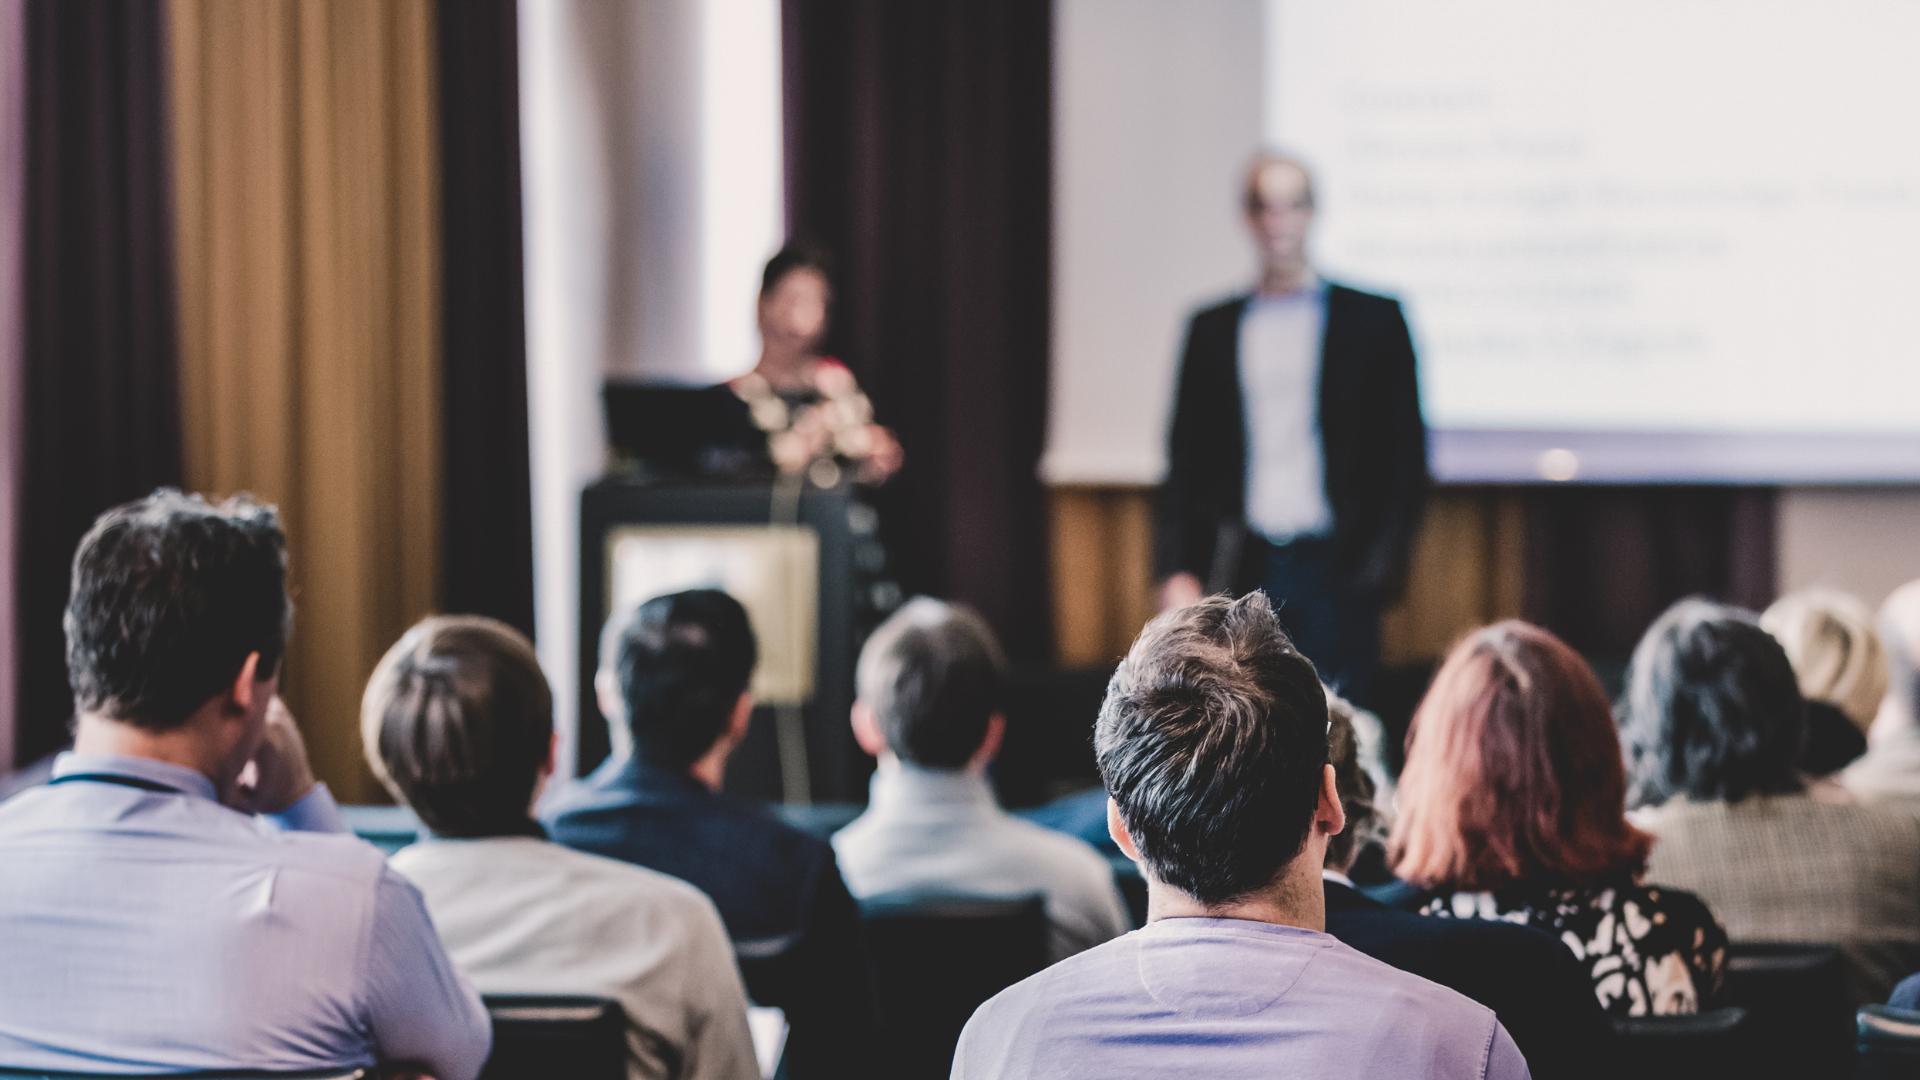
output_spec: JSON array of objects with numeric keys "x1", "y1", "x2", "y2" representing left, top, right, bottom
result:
[
  {"x1": 1762, "y1": 589, "x2": 1882, "y2": 775},
  {"x1": 1394, "y1": 620, "x2": 1727, "y2": 1017},
  {"x1": 951, "y1": 593, "x2": 1529, "y2": 1080},
  {"x1": 1843, "y1": 580, "x2": 1920, "y2": 803},
  {"x1": 0, "y1": 491, "x2": 489, "y2": 1079},
  {"x1": 543, "y1": 588, "x2": 876, "y2": 1079},
  {"x1": 365, "y1": 616, "x2": 759, "y2": 1080},
  {"x1": 1322, "y1": 691, "x2": 1613, "y2": 1080},
  {"x1": 833, "y1": 598, "x2": 1130, "y2": 960},
  {"x1": 1623, "y1": 598, "x2": 1920, "y2": 1005}
]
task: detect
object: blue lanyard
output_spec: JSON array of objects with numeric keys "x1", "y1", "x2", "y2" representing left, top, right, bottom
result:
[{"x1": 47, "y1": 772, "x2": 185, "y2": 795}]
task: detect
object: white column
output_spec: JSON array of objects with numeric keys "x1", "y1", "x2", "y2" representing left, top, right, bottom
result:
[
  {"x1": 1044, "y1": 0, "x2": 1265, "y2": 485},
  {"x1": 521, "y1": 0, "x2": 782, "y2": 773}
]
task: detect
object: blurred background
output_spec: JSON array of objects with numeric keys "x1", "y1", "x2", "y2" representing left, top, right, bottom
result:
[{"x1": 3, "y1": 0, "x2": 1918, "y2": 805}]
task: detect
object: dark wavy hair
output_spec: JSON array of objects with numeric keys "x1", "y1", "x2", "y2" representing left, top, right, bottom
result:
[
  {"x1": 759, "y1": 242, "x2": 834, "y2": 299},
  {"x1": 611, "y1": 589, "x2": 758, "y2": 769},
  {"x1": 1619, "y1": 598, "x2": 1807, "y2": 808},
  {"x1": 65, "y1": 489, "x2": 290, "y2": 731},
  {"x1": 1096, "y1": 591, "x2": 1328, "y2": 906}
]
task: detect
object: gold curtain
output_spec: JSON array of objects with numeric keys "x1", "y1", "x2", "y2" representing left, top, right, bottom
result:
[
  {"x1": 169, "y1": 0, "x2": 442, "y2": 801},
  {"x1": 1048, "y1": 487, "x2": 1527, "y2": 667}
]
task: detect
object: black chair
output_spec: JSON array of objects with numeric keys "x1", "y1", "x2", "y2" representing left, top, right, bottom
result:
[
  {"x1": 859, "y1": 892, "x2": 1048, "y2": 1080},
  {"x1": 1611, "y1": 1006, "x2": 1750, "y2": 1080},
  {"x1": 734, "y1": 933, "x2": 802, "y2": 1079},
  {"x1": 1719, "y1": 942, "x2": 1852, "y2": 1079},
  {"x1": 1857, "y1": 1004, "x2": 1920, "y2": 1079},
  {"x1": 769, "y1": 801, "x2": 863, "y2": 842},
  {"x1": 479, "y1": 994, "x2": 624, "y2": 1080}
]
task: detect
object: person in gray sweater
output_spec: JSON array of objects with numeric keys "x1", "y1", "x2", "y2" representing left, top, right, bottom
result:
[{"x1": 1623, "y1": 598, "x2": 1920, "y2": 1005}]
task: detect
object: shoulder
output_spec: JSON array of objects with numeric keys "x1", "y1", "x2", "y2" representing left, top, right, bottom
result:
[
  {"x1": 830, "y1": 807, "x2": 876, "y2": 852},
  {"x1": 1319, "y1": 936, "x2": 1507, "y2": 1031},
  {"x1": 1422, "y1": 889, "x2": 1535, "y2": 925},
  {"x1": 1323, "y1": 280, "x2": 1403, "y2": 310},
  {"x1": 538, "y1": 772, "x2": 622, "y2": 821},
  {"x1": 999, "y1": 815, "x2": 1120, "y2": 884},
  {"x1": 1624, "y1": 880, "x2": 1717, "y2": 919},
  {"x1": 1187, "y1": 294, "x2": 1251, "y2": 329},
  {"x1": 722, "y1": 799, "x2": 842, "y2": 885},
  {"x1": 440, "y1": 837, "x2": 720, "y2": 911},
  {"x1": 551, "y1": 844, "x2": 738, "y2": 947},
  {"x1": 248, "y1": 819, "x2": 392, "y2": 891},
  {"x1": 1834, "y1": 795, "x2": 1920, "y2": 842},
  {"x1": 975, "y1": 930, "x2": 1136, "y2": 1014}
]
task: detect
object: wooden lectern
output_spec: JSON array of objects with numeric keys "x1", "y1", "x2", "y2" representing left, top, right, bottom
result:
[{"x1": 578, "y1": 476, "x2": 878, "y2": 803}]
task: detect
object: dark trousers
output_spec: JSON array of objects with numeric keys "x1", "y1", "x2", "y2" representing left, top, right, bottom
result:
[{"x1": 1243, "y1": 534, "x2": 1380, "y2": 708}]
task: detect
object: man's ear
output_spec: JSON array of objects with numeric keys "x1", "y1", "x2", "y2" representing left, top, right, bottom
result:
[
  {"x1": 226, "y1": 652, "x2": 263, "y2": 716},
  {"x1": 1107, "y1": 797, "x2": 1143, "y2": 863},
  {"x1": 967, "y1": 713, "x2": 1007, "y2": 770},
  {"x1": 541, "y1": 730, "x2": 559, "y2": 781},
  {"x1": 595, "y1": 669, "x2": 621, "y2": 724},
  {"x1": 727, "y1": 690, "x2": 754, "y2": 743},
  {"x1": 850, "y1": 701, "x2": 887, "y2": 757},
  {"x1": 1317, "y1": 763, "x2": 1347, "y2": 838}
]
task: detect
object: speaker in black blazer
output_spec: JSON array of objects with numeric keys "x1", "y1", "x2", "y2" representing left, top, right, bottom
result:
[
  {"x1": 1325, "y1": 879, "x2": 1616, "y2": 1080},
  {"x1": 1157, "y1": 285, "x2": 1429, "y2": 600}
]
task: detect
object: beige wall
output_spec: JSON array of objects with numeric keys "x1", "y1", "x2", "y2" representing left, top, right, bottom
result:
[
  {"x1": 1050, "y1": 487, "x2": 1527, "y2": 667},
  {"x1": 1777, "y1": 489, "x2": 1920, "y2": 608},
  {"x1": 1053, "y1": 486, "x2": 1920, "y2": 668}
]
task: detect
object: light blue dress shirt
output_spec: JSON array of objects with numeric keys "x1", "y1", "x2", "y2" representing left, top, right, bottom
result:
[
  {"x1": 953, "y1": 917, "x2": 1530, "y2": 1080},
  {"x1": 832, "y1": 763, "x2": 1130, "y2": 961},
  {"x1": 0, "y1": 753, "x2": 491, "y2": 1078},
  {"x1": 1238, "y1": 281, "x2": 1335, "y2": 542}
]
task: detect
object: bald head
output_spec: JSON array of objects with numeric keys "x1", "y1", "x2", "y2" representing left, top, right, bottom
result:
[
  {"x1": 1243, "y1": 152, "x2": 1316, "y2": 213},
  {"x1": 1242, "y1": 152, "x2": 1317, "y2": 288}
]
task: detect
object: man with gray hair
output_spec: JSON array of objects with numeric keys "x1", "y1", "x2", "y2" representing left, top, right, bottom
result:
[
  {"x1": 833, "y1": 597, "x2": 1129, "y2": 961},
  {"x1": 1843, "y1": 580, "x2": 1920, "y2": 802}
]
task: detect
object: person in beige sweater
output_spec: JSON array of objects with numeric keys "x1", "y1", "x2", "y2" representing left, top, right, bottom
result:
[
  {"x1": 1622, "y1": 598, "x2": 1920, "y2": 1005},
  {"x1": 364, "y1": 615, "x2": 760, "y2": 1080}
]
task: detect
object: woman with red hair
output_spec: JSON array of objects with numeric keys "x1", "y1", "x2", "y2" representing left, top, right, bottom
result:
[{"x1": 1391, "y1": 620, "x2": 1727, "y2": 1017}]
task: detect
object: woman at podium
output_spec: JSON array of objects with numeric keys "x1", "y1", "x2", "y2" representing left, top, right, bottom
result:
[
  {"x1": 727, "y1": 244, "x2": 903, "y2": 488},
  {"x1": 603, "y1": 244, "x2": 903, "y2": 487}
]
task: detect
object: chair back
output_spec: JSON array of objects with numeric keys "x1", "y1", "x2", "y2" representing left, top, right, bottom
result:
[
  {"x1": 479, "y1": 994, "x2": 625, "y2": 1080},
  {"x1": 769, "y1": 801, "x2": 863, "y2": 842},
  {"x1": 1857, "y1": 1004, "x2": 1920, "y2": 1080},
  {"x1": 733, "y1": 932, "x2": 802, "y2": 1079},
  {"x1": 859, "y1": 892, "x2": 1049, "y2": 1080},
  {"x1": 1610, "y1": 1006, "x2": 1749, "y2": 1080},
  {"x1": 1719, "y1": 942, "x2": 1852, "y2": 1078},
  {"x1": 337, "y1": 804, "x2": 421, "y2": 855}
]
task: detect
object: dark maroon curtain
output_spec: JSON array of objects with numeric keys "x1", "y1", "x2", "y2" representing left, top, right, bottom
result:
[
  {"x1": 13, "y1": 0, "x2": 184, "y2": 766},
  {"x1": 783, "y1": 0, "x2": 1055, "y2": 660},
  {"x1": 437, "y1": 0, "x2": 536, "y2": 639},
  {"x1": 1521, "y1": 486, "x2": 1778, "y2": 659}
]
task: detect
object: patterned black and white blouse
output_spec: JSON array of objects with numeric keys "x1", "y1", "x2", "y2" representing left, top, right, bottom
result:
[{"x1": 1420, "y1": 878, "x2": 1728, "y2": 1017}]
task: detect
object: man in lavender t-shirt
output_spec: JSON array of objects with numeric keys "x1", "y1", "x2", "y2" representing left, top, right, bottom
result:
[{"x1": 951, "y1": 593, "x2": 1529, "y2": 1080}]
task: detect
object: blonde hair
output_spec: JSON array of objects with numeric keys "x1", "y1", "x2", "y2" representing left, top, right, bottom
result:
[{"x1": 1760, "y1": 590, "x2": 1887, "y2": 733}]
